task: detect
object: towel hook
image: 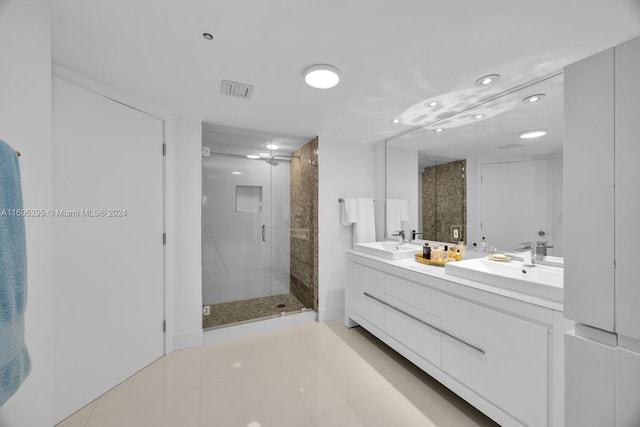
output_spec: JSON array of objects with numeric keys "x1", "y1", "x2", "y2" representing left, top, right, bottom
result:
[{"x1": 16, "y1": 151, "x2": 21, "y2": 157}]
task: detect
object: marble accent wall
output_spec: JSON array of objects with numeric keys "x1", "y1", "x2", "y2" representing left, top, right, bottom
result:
[
  {"x1": 422, "y1": 159, "x2": 466, "y2": 243},
  {"x1": 289, "y1": 137, "x2": 318, "y2": 311}
]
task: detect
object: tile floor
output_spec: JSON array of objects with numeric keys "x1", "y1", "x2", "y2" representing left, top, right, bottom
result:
[{"x1": 56, "y1": 320, "x2": 499, "y2": 427}]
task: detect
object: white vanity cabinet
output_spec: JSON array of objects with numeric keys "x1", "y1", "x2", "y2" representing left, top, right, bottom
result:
[
  {"x1": 440, "y1": 295, "x2": 549, "y2": 427},
  {"x1": 384, "y1": 275, "x2": 443, "y2": 367},
  {"x1": 347, "y1": 261, "x2": 385, "y2": 331},
  {"x1": 345, "y1": 252, "x2": 567, "y2": 427},
  {"x1": 564, "y1": 35, "x2": 640, "y2": 340}
]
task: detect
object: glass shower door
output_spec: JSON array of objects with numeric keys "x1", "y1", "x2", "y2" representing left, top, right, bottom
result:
[
  {"x1": 202, "y1": 151, "x2": 274, "y2": 319},
  {"x1": 201, "y1": 140, "x2": 304, "y2": 329}
]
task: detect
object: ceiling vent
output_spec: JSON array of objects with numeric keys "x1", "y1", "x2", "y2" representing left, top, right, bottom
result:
[
  {"x1": 497, "y1": 143, "x2": 524, "y2": 150},
  {"x1": 221, "y1": 80, "x2": 254, "y2": 100}
]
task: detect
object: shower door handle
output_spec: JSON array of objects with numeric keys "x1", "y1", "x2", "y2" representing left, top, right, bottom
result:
[{"x1": 262, "y1": 224, "x2": 267, "y2": 242}]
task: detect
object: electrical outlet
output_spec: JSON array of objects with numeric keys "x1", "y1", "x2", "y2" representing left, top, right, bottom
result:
[
  {"x1": 202, "y1": 305, "x2": 210, "y2": 316},
  {"x1": 452, "y1": 226, "x2": 461, "y2": 241}
]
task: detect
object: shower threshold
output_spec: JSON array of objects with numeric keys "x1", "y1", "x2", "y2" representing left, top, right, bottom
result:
[{"x1": 203, "y1": 293, "x2": 309, "y2": 330}]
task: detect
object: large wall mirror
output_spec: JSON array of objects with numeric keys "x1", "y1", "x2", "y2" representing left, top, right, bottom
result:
[{"x1": 385, "y1": 72, "x2": 564, "y2": 257}]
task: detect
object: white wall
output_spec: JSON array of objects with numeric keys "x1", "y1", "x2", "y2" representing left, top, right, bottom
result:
[
  {"x1": 318, "y1": 138, "x2": 376, "y2": 321},
  {"x1": 168, "y1": 118, "x2": 203, "y2": 350},
  {"x1": 0, "y1": 1, "x2": 53, "y2": 426}
]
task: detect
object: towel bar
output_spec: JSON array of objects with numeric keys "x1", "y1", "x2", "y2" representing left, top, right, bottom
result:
[{"x1": 338, "y1": 198, "x2": 376, "y2": 203}]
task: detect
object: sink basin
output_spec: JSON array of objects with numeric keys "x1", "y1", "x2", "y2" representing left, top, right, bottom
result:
[
  {"x1": 353, "y1": 241, "x2": 421, "y2": 260},
  {"x1": 445, "y1": 257, "x2": 563, "y2": 302}
]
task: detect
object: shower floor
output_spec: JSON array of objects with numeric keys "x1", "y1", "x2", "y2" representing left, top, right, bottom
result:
[{"x1": 203, "y1": 293, "x2": 308, "y2": 329}]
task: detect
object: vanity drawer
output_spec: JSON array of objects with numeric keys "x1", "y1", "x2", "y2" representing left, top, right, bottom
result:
[
  {"x1": 440, "y1": 295, "x2": 548, "y2": 427},
  {"x1": 348, "y1": 261, "x2": 385, "y2": 330},
  {"x1": 384, "y1": 274, "x2": 443, "y2": 314},
  {"x1": 384, "y1": 294, "x2": 441, "y2": 367}
]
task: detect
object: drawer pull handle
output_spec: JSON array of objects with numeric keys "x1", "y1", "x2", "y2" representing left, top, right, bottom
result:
[{"x1": 363, "y1": 292, "x2": 485, "y2": 355}]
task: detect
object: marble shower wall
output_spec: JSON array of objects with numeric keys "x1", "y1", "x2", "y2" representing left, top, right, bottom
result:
[
  {"x1": 289, "y1": 137, "x2": 318, "y2": 311},
  {"x1": 422, "y1": 159, "x2": 466, "y2": 243}
]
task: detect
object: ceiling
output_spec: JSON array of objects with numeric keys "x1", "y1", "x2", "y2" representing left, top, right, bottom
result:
[{"x1": 52, "y1": 1, "x2": 640, "y2": 154}]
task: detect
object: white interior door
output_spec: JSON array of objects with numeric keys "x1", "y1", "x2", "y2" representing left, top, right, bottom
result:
[
  {"x1": 480, "y1": 160, "x2": 548, "y2": 252},
  {"x1": 52, "y1": 78, "x2": 164, "y2": 422}
]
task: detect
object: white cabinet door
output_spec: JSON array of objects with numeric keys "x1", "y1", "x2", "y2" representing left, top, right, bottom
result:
[
  {"x1": 565, "y1": 332, "x2": 616, "y2": 427},
  {"x1": 616, "y1": 347, "x2": 640, "y2": 427},
  {"x1": 564, "y1": 48, "x2": 615, "y2": 331},
  {"x1": 615, "y1": 36, "x2": 640, "y2": 342},
  {"x1": 441, "y1": 296, "x2": 548, "y2": 427},
  {"x1": 347, "y1": 261, "x2": 385, "y2": 330},
  {"x1": 384, "y1": 275, "x2": 442, "y2": 366}
]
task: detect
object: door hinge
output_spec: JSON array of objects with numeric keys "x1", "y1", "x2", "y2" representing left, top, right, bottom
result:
[
  {"x1": 162, "y1": 320, "x2": 166, "y2": 333},
  {"x1": 163, "y1": 233, "x2": 166, "y2": 245},
  {"x1": 162, "y1": 143, "x2": 166, "y2": 156}
]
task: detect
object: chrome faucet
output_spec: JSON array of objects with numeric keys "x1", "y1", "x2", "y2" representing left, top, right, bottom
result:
[
  {"x1": 411, "y1": 230, "x2": 423, "y2": 240},
  {"x1": 392, "y1": 230, "x2": 405, "y2": 243},
  {"x1": 536, "y1": 241, "x2": 554, "y2": 259},
  {"x1": 514, "y1": 242, "x2": 536, "y2": 267}
]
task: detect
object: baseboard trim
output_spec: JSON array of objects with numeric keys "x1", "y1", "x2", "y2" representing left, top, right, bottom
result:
[
  {"x1": 318, "y1": 304, "x2": 344, "y2": 322},
  {"x1": 172, "y1": 329, "x2": 203, "y2": 351}
]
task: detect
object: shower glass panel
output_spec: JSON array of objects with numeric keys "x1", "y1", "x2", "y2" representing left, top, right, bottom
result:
[{"x1": 202, "y1": 135, "x2": 307, "y2": 329}]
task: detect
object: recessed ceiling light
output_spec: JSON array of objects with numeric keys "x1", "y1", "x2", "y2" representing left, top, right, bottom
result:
[
  {"x1": 246, "y1": 155, "x2": 260, "y2": 159},
  {"x1": 304, "y1": 64, "x2": 341, "y2": 89},
  {"x1": 391, "y1": 118, "x2": 400, "y2": 124},
  {"x1": 519, "y1": 129, "x2": 547, "y2": 139},
  {"x1": 475, "y1": 74, "x2": 500, "y2": 86},
  {"x1": 426, "y1": 100, "x2": 440, "y2": 108},
  {"x1": 473, "y1": 114, "x2": 486, "y2": 119},
  {"x1": 202, "y1": 32, "x2": 213, "y2": 40},
  {"x1": 232, "y1": 171, "x2": 242, "y2": 175},
  {"x1": 264, "y1": 143, "x2": 280, "y2": 150},
  {"x1": 433, "y1": 128, "x2": 445, "y2": 133},
  {"x1": 523, "y1": 94, "x2": 546, "y2": 103}
]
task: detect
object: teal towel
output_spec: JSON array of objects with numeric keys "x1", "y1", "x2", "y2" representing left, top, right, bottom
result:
[{"x1": 0, "y1": 140, "x2": 30, "y2": 407}]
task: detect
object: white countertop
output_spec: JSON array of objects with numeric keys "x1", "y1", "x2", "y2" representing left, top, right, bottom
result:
[{"x1": 346, "y1": 249, "x2": 564, "y2": 312}]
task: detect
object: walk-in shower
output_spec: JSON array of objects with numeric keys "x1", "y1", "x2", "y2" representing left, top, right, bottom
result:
[{"x1": 201, "y1": 125, "x2": 318, "y2": 329}]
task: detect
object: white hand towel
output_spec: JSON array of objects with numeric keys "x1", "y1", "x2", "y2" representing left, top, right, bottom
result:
[
  {"x1": 386, "y1": 199, "x2": 409, "y2": 233},
  {"x1": 354, "y1": 198, "x2": 376, "y2": 243},
  {"x1": 340, "y1": 198, "x2": 357, "y2": 225}
]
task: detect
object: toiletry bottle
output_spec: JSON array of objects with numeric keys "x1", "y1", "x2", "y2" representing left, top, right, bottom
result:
[
  {"x1": 423, "y1": 243, "x2": 431, "y2": 260},
  {"x1": 458, "y1": 239, "x2": 466, "y2": 259},
  {"x1": 455, "y1": 249, "x2": 462, "y2": 261},
  {"x1": 448, "y1": 245, "x2": 456, "y2": 259}
]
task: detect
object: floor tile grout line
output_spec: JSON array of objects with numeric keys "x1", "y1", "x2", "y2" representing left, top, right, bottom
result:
[
  {"x1": 278, "y1": 346, "x2": 318, "y2": 424},
  {"x1": 86, "y1": 385, "x2": 203, "y2": 423}
]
